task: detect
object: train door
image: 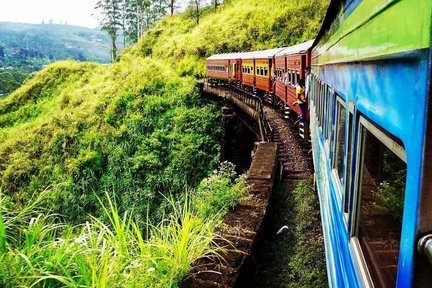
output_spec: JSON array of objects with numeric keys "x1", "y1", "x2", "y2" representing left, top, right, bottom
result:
[
  {"x1": 301, "y1": 54, "x2": 307, "y2": 79},
  {"x1": 253, "y1": 59, "x2": 256, "y2": 87},
  {"x1": 284, "y1": 56, "x2": 288, "y2": 103}
]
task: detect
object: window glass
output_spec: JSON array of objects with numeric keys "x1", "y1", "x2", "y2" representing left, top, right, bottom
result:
[
  {"x1": 327, "y1": 88, "x2": 334, "y2": 141},
  {"x1": 356, "y1": 122, "x2": 406, "y2": 287},
  {"x1": 336, "y1": 101, "x2": 346, "y2": 182},
  {"x1": 344, "y1": 110, "x2": 354, "y2": 214}
]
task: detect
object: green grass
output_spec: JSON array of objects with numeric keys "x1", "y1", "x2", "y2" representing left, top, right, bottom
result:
[
  {"x1": 245, "y1": 178, "x2": 327, "y2": 288},
  {"x1": 0, "y1": 164, "x2": 247, "y2": 287}
]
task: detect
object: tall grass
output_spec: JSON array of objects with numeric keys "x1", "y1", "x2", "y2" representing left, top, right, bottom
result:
[{"x1": 0, "y1": 164, "x2": 247, "y2": 287}]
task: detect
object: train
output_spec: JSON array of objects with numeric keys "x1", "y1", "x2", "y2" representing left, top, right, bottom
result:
[{"x1": 205, "y1": 0, "x2": 432, "y2": 287}]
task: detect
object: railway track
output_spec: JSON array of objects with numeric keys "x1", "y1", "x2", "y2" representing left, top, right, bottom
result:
[{"x1": 263, "y1": 106, "x2": 313, "y2": 180}]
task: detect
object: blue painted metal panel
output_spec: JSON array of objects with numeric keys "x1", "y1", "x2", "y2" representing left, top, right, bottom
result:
[{"x1": 310, "y1": 48, "x2": 430, "y2": 287}]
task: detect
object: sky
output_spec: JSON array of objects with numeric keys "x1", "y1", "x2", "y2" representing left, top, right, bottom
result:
[
  {"x1": 0, "y1": 0, "x2": 193, "y2": 28},
  {"x1": 0, "y1": 0, "x2": 102, "y2": 28}
]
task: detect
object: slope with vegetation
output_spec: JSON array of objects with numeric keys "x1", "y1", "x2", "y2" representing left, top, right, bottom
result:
[{"x1": 0, "y1": 0, "x2": 328, "y2": 286}]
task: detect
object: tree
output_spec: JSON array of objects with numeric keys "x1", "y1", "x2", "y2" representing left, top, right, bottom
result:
[
  {"x1": 189, "y1": 0, "x2": 202, "y2": 25},
  {"x1": 167, "y1": 0, "x2": 177, "y2": 15},
  {"x1": 95, "y1": 0, "x2": 123, "y2": 62},
  {"x1": 122, "y1": 0, "x2": 167, "y2": 45},
  {"x1": 213, "y1": 0, "x2": 218, "y2": 11}
]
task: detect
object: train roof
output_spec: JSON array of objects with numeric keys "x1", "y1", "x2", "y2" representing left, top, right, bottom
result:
[
  {"x1": 312, "y1": 0, "x2": 340, "y2": 47},
  {"x1": 207, "y1": 52, "x2": 250, "y2": 60},
  {"x1": 241, "y1": 48, "x2": 286, "y2": 59},
  {"x1": 275, "y1": 40, "x2": 314, "y2": 56}
]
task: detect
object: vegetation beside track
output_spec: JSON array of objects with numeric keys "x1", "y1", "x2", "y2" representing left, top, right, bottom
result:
[
  {"x1": 0, "y1": 164, "x2": 247, "y2": 287},
  {"x1": 244, "y1": 178, "x2": 327, "y2": 287}
]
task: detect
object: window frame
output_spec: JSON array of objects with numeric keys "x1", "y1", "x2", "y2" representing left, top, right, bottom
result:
[{"x1": 349, "y1": 115, "x2": 407, "y2": 287}]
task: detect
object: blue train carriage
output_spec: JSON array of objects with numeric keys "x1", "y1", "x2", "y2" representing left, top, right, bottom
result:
[{"x1": 308, "y1": 0, "x2": 432, "y2": 287}]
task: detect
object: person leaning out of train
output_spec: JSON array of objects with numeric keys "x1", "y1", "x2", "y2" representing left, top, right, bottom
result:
[{"x1": 294, "y1": 79, "x2": 307, "y2": 123}]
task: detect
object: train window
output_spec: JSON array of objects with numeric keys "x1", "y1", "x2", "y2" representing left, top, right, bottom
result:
[
  {"x1": 327, "y1": 88, "x2": 335, "y2": 142},
  {"x1": 344, "y1": 108, "x2": 354, "y2": 217},
  {"x1": 316, "y1": 80, "x2": 321, "y2": 126},
  {"x1": 264, "y1": 68, "x2": 268, "y2": 77},
  {"x1": 324, "y1": 88, "x2": 332, "y2": 142},
  {"x1": 319, "y1": 84, "x2": 325, "y2": 129},
  {"x1": 352, "y1": 117, "x2": 406, "y2": 287},
  {"x1": 334, "y1": 98, "x2": 346, "y2": 185}
]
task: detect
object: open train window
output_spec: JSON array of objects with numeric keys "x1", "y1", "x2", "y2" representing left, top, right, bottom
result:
[{"x1": 351, "y1": 117, "x2": 406, "y2": 287}]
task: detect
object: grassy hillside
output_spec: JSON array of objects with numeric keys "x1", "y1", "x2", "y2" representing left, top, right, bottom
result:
[{"x1": 0, "y1": 0, "x2": 329, "y2": 286}]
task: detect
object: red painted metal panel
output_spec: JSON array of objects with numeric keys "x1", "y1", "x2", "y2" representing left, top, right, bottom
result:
[
  {"x1": 243, "y1": 74, "x2": 254, "y2": 87},
  {"x1": 206, "y1": 59, "x2": 229, "y2": 80},
  {"x1": 256, "y1": 76, "x2": 270, "y2": 91}
]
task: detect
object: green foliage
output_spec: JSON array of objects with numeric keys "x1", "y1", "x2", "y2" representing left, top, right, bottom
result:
[
  {"x1": 375, "y1": 149, "x2": 407, "y2": 222},
  {"x1": 193, "y1": 161, "x2": 247, "y2": 218},
  {"x1": 0, "y1": 165, "x2": 246, "y2": 287},
  {"x1": 0, "y1": 70, "x2": 29, "y2": 96}
]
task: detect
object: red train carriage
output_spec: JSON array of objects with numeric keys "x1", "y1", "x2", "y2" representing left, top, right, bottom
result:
[
  {"x1": 274, "y1": 40, "x2": 313, "y2": 115},
  {"x1": 240, "y1": 48, "x2": 285, "y2": 92},
  {"x1": 206, "y1": 55, "x2": 230, "y2": 80},
  {"x1": 206, "y1": 53, "x2": 245, "y2": 82}
]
